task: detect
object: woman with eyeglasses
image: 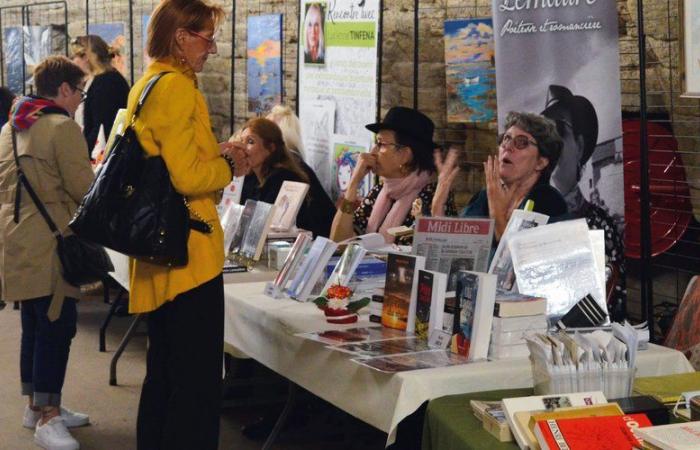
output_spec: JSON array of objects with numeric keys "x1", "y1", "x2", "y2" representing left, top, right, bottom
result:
[
  {"x1": 125, "y1": 1, "x2": 248, "y2": 449},
  {"x1": 70, "y1": 35, "x2": 129, "y2": 160},
  {"x1": 330, "y1": 106, "x2": 456, "y2": 245},
  {"x1": 432, "y1": 111, "x2": 567, "y2": 240}
]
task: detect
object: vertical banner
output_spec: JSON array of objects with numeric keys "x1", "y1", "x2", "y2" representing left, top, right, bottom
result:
[
  {"x1": 247, "y1": 14, "x2": 283, "y2": 115},
  {"x1": 298, "y1": 0, "x2": 380, "y2": 197},
  {"x1": 492, "y1": 1, "x2": 624, "y2": 230}
]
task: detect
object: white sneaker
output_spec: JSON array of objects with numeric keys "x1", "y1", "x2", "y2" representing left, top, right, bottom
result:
[
  {"x1": 34, "y1": 416, "x2": 80, "y2": 450},
  {"x1": 24, "y1": 406, "x2": 90, "y2": 429}
]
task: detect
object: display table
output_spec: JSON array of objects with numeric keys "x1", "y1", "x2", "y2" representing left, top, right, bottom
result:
[{"x1": 223, "y1": 281, "x2": 695, "y2": 445}]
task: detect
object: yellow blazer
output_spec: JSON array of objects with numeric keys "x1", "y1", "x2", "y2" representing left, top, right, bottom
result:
[{"x1": 127, "y1": 60, "x2": 232, "y2": 313}]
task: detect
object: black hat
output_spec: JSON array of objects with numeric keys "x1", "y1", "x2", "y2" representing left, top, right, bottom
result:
[
  {"x1": 365, "y1": 106, "x2": 436, "y2": 149},
  {"x1": 541, "y1": 85, "x2": 598, "y2": 165}
]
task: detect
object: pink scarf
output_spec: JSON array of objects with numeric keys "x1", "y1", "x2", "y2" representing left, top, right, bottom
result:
[{"x1": 366, "y1": 170, "x2": 434, "y2": 242}]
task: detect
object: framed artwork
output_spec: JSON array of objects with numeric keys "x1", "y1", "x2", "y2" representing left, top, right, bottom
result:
[
  {"x1": 247, "y1": 14, "x2": 283, "y2": 115},
  {"x1": 681, "y1": 0, "x2": 700, "y2": 97}
]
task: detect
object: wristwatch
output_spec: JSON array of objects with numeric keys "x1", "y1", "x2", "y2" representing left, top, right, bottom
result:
[{"x1": 340, "y1": 198, "x2": 355, "y2": 214}]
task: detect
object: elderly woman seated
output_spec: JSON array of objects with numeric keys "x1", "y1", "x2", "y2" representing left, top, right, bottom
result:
[
  {"x1": 233, "y1": 117, "x2": 335, "y2": 237},
  {"x1": 330, "y1": 106, "x2": 456, "y2": 245},
  {"x1": 432, "y1": 111, "x2": 567, "y2": 240}
]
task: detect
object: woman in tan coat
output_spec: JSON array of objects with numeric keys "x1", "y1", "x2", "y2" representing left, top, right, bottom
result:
[{"x1": 0, "y1": 56, "x2": 94, "y2": 450}]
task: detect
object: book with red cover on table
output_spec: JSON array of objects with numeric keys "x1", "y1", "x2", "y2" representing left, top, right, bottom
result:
[
  {"x1": 381, "y1": 253, "x2": 425, "y2": 332},
  {"x1": 534, "y1": 413, "x2": 652, "y2": 450}
]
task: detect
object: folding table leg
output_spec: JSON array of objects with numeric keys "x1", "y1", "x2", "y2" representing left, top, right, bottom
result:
[
  {"x1": 109, "y1": 313, "x2": 144, "y2": 386},
  {"x1": 261, "y1": 380, "x2": 298, "y2": 450},
  {"x1": 99, "y1": 288, "x2": 125, "y2": 352}
]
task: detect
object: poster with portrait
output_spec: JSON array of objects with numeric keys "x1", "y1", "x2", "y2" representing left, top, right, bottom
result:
[
  {"x1": 247, "y1": 14, "x2": 283, "y2": 114},
  {"x1": 298, "y1": 0, "x2": 380, "y2": 195},
  {"x1": 681, "y1": 0, "x2": 700, "y2": 97},
  {"x1": 331, "y1": 135, "x2": 372, "y2": 201},
  {"x1": 443, "y1": 18, "x2": 496, "y2": 123},
  {"x1": 492, "y1": 1, "x2": 624, "y2": 230},
  {"x1": 88, "y1": 22, "x2": 128, "y2": 79}
]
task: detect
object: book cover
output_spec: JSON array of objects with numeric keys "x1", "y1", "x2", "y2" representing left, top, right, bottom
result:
[
  {"x1": 412, "y1": 217, "x2": 494, "y2": 289},
  {"x1": 534, "y1": 413, "x2": 651, "y2": 450},
  {"x1": 494, "y1": 291, "x2": 547, "y2": 318},
  {"x1": 381, "y1": 253, "x2": 425, "y2": 332},
  {"x1": 502, "y1": 391, "x2": 607, "y2": 450},
  {"x1": 220, "y1": 203, "x2": 244, "y2": 255},
  {"x1": 415, "y1": 269, "x2": 447, "y2": 340},
  {"x1": 450, "y1": 270, "x2": 497, "y2": 361},
  {"x1": 228, "y1": 199, "x2": 256, "y2": 255},
  {"x1": 322, "y1": 243, "x2": 367, "y2": 294},
  {"x1": 271, "y1": 232, "x2": 313, "y2": 289},
  {"x1": 270, "y1": 180, "x2": 310, "y2": 231},
  {"x1": 287, "y1": 237, "x2": 338, "y2": 301},
  {"x1": 239, "y1": 201, "x2": 277, "y2": 263},
  {"x1": 636, "y1": 421, "x2": 700, "y2": 450}
]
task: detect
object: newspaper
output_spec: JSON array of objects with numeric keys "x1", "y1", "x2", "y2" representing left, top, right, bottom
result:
[{"x1": 413, "y1": 217, "x2": 494, "y2": 292}]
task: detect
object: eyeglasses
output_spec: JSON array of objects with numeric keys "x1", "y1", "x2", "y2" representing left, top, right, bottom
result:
[
  {"x1": 71, "y1": 85, "x2": 87, "y2": 102},
  {"x1": 374, "y1": 140, "x2": 405, "y2": 152},
  {"x1": 499, "y1": 133, "x2": 538, "y2": 150},
  {"x1": 187, "y1": 29, "x2": 217, "y2": 49}
]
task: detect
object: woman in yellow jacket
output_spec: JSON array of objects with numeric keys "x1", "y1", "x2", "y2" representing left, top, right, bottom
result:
[{"x1": 127, "y1": 1, "x2": 246, "y2": 449}]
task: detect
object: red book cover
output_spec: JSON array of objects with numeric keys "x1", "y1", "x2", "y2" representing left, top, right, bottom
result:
[{"x1": 535, "y1": 413, "x2": 652, "y2": 450}]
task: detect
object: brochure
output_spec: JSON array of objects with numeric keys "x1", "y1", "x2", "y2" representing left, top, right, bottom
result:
[
  {"x1": 329, "y1": 336, "x2": 431, "y2": 357},
  {"x1": 413, "y1": 217, "x2": 494, "y2": 291},
  {"x1": 351, "y1": 349, "x2": 469, "y2": 373}
]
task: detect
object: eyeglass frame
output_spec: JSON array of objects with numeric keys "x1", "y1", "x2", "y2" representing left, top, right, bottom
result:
[
  {"x1": 373, "y1": 139, "x2": 406, "y2": 152},
  {"x1": 498, "y1": 133, "x2": 538, "y2": 150},
  {"x1": 186, "y1": 29, "x2": 217, "y2": 49},
  {"x1": 70, "y1": 84, "x2": 87, "y2": 102}
]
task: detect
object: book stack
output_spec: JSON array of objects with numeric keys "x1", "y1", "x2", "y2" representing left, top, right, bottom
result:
[
  {"x1": 636, "y1": 421, "x2": 700, "y2": 450},
  {"x1": 489, "y1": 292, "x2": 547, "y2": 360}
]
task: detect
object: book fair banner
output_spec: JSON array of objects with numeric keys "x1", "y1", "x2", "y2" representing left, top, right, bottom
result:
[
  {"x1": 298, "y1": 0, "x2": 380, "y2": 197},
  {"x1": 492, "y1": 0, "x2": 625, "y2": 232}
]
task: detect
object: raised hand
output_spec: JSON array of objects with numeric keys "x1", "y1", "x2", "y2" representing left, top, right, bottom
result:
[
  {"x1": 431, "y1": 147, "x2": 461, "y2": 216},
  {"x1": 220, "y1": 141, "x2": 249, "y2": 177}
]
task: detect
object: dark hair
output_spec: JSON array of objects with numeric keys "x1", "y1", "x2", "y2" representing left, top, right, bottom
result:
[
  {"x1": 0, "y1": 87, "x2": 16, "y2": 119},
  {"x1": 395, "y1": 131, "x2": 436, "y2": 174},
  {"x1": 147, "y1": 0, "x2": 225, "y2": 60},
  {"x1": 33, "y1": 56, "x2": 85, "y2": 98},
  {"x1": 503, "y1": 111, "x2": 562, "y2": 183},
  {"x1": 244, "y1": 118, "x2": 309, "y2": 186}
]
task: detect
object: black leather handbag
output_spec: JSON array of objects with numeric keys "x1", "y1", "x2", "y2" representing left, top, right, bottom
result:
[
  {"x1": 69, "y1": 72, "x2": 211, "y2": 267},
  {"x1": 11, "y1": 130, "x2": 113, "y2": 287}
]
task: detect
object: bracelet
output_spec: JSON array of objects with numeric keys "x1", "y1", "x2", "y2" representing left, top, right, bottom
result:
[
  {"x1": 221, "y1": 154, "x2": 236, "y2": 178},
  {"x1": 340, "y1": 198, "x2": 356, "y2": 215}
]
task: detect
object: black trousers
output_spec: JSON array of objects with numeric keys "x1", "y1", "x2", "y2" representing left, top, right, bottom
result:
[{"x1": 136, "y1": 274, "x2": 224, "y2": 450}]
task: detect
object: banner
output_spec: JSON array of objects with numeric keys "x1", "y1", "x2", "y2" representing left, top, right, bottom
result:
[
  {"x1": 247, "y1": 14, "x2": 282, "y2": 115},
  {"x1": 298, "y1": 0, "x2": 380, "y2": 197},
  {"x1": 492, "y1": 1, "x2": 624, "y2": 229}
]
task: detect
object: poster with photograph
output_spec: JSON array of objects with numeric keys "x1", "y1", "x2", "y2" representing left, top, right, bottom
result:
[
  {"x1": 89, "y1": 22, "x2": 128, "y2": 78},
  {"x1": 492, "y1": 1, "x2": 624, "y2": 234},
  {"x1": 23, "y1": 25, "x2": 66, "y2": 94},
  {"x1": 247, "y1": 14, "x2": 282, "y2": 114},
  {"x1": 443, "y1": 18, "x2": 496, "y2": 123},
  {"x1": 298, "y1": 0, "x2": 380, "y2": 195},
  {"x1": 2, "y1": 27, "x2": 23, "y2": 95}
]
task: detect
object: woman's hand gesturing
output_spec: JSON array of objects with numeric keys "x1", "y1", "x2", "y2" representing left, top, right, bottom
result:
[{"x1": 431, "y1": 147, "x2": 460, "y2": 217}]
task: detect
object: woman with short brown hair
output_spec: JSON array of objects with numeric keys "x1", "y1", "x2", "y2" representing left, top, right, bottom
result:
[{"x1": 126, "y1": 0, "x2": 247, "y2": 448}]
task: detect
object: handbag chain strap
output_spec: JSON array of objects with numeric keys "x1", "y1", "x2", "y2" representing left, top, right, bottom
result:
[
  {"x1": 183, "y1": 197, "x2": 213, "y2": 233},
  {"x1": 10, "y1": 128, "x2": 64, "y2": 243}
]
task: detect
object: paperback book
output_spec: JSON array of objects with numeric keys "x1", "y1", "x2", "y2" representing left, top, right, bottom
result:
[
  {"x1": 286, "y1": 237, "x2": 338, "y2": 301},
  {"x1": 238, "y1": 201, "x2": 276, "y2": 265},
  {"x1": 220, "y1": 203, "x2": 244, "y2": 255},
  {"x1": 450, "y1": 270, "x2": 497, "y2": 361},
  {"x1": 228, "y1": 199, "x2": 256, "y2": 256},
  {"x1": 270, "y1": 180, "x2": 309, "y2": 232},
  {"x1": 534, "y1": 413, "x2": 651, "y2": 450},
  {"x1": 414, "y1": 270, "x2": 447, "y2": 340},
  {"x1": 381, "y1": 253, "x2": 425, "y2": 332},
  {"x1": 412, "y1": 217, "x2": 494, "y2": 290},
  {"x1": 636, "y1": 421, "x2": 700, "y2": 450},
  {"x1": 494, "y1": 291, "x2": 547, "y2": 318},
  {"x1": 322, "y1": 243, "x2": 367, "y2": 294},
  {"x1": 265, "y1": 232, "x2": 313, "y2": 298}
]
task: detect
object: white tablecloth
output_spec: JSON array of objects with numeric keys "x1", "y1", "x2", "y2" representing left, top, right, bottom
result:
[{"x1": 223, "y1": 281, "x2": 694, "y2": 445}]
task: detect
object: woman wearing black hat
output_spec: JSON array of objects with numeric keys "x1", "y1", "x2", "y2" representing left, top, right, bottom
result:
[
  {"x1": 330, "y1": 106, "x2": 456, "y2": 245},
  {"x1": 432, "y1": 111, "x2": 567, "y2": 240}
]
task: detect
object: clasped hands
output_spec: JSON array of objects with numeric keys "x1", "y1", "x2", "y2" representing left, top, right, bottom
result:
[{"x1": 219, "y1": 141, "x2": 249, "y2": 177}]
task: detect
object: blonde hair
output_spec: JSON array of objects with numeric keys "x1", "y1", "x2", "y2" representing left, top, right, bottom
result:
[
  {"x1": 147, "y1": 0, "x2": 225, "y2": 61},
  {"x1": 266, "y1": 105, "x2": 305, "y2": 159},
  {"x1": 70, "y1": 35, "x2": 114, "y2": 75}
]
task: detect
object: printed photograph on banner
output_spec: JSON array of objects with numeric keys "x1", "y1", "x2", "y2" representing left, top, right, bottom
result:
[
  {"x1": 681, "y1": 0, "x2": 700, "y2": 97},
  {"x1": 88, "y1": 23, "x2": 128, "y2": 78},
  {"x1": 443, "y1": 18, "x2": 496, "y2": 123},
  {"x1": 3, "y1": 27, "x2": 23, "y2": 94},
  {"x1": 331, "y1": 135, "x2": 372, "y2": 201},
  {"x1": 492, "y1": 0, "x2": 625, "y2": 239},
  {"x1": 247, "y1": 14, "x2": 283, "y2": 114},
  {"x1": 23, "y1": 25, "x2": 66, "y2": 93},
  {"x1": 303, "y1": 2, "x2": 326, "y2": 65}
]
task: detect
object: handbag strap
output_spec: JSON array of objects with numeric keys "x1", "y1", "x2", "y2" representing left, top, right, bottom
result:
[
  {"x1": 11, "y1": 128, "x2": 63, "y2": 242},
  {"x1": 130, "y1": 71, "x2": 171, "y2": 125}
]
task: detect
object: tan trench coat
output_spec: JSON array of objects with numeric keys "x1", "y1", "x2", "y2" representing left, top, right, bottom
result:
[{"x1": 0, "y1": 114, "x2": 94, "y2": 307}]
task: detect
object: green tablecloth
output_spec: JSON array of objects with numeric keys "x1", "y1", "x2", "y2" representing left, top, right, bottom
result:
[{"x1": 422, "y1": 388, "x2": 531, "y2": 450}]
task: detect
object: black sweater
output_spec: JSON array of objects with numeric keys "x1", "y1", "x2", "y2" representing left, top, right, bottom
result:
[{"x1": 83, "y1": 70, "x2": 130, "y2": 157}]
